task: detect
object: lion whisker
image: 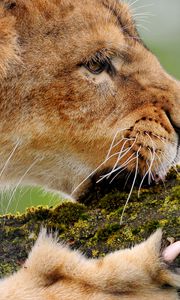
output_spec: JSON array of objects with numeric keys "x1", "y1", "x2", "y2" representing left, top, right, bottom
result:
[
  {"x1": 133, "y1": 12, "x2": 155, "y2": 17},
  {"x1": 126, "y1": 35, "x2": 142, "y2": 42},
  {"x1": 120, "y1": 146, "x2": 141, "y2": 225},
  {"x1": 147, "y1": 148, "x2": 155, "y2": 185},
  {"x1": 105, "y1": 130, "x2": 120, "y2": 161},
  {"x1": 154, "y1": 152, "x2": 167, "y2": 190},
  {"x1": 111, "y1": 138, "x2": 136, "y2": 171},
  {"x1": 150, "y1": 133, "x2": 179, "y2": 174},
  {"x1": 0, "y1": 139, "x2": 20, "y2": 179},
  {"x1": 123, "y1": 168, "x2": 134, "y2": 189},
  {"x1": 109, "y1": 166, "x2": 129, "y2": 183},
  {"x1": 147, "y1": 158, "x2": 155, "y2": 182},
  {"x1": 115, "y1": 145, "x2": 138, "y2": 169},
  {"x1": 72, "y1": 138, "x2": 129, "y2": 195},
  {"x1": 106, "y1": 128, "x2": 130, "y2": 160},
  {"x1": 135, "y1": 17, "x2": 151, "y2": 24},
  {"x1": 137, "y1": 160, "x2": 150, "y2": 198},
  {"x1": 136, "y1": 24, "x2": 150, "y2": 32},
  {"x1": 97, "y1": 151, "x2": 136, "y2": 183},
  {"x1": 127, "y1": 0, "x2": 142, "y2": 9},
  {"x1": 152, "y1": 133, "x2": 178, "y2": 147},
  {"x1": 109, "y1": 134, "x2": 139, "y2": 176},
  {"x1": 113, "y1": 135, "x2": 136, "y2": 149},
  {"x1": 155, "y1": 152, "x2": 168, "y2": 177},
  {"x1": 145, "y1": 133, "x2": 156, "y2": 183},
  {"x1": 161, "y1": 152, "x2": 179, "y2": 175},
  {"x1": 109, "y1": 159, "x2": 136, "y2": 184},
  {"x1": 108, "y1": 138, "x2": 134, "y2": 178},
  {"x1": 14, "y1": 186, "x2": 28, "y2": 213},
  {"x1": 131, "y1": 4, "x2": 154, "y2": 12},
  {"x1": 72, "y1": 127, "x2": 135, "y2": 195},
  {"x1": 5, "y1": 158, "x2": 40, "y2": 214}
]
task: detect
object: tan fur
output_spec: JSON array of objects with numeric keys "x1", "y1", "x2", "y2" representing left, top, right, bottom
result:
[
  {"x1": 0, "y1": 0, "x2": 179, "y2": 198},
  {"x1": 0, "y1": 229, "x2": 180, "y2": 299},
  {"x1": 0, "y1": 1, "x2": 180, "y2": 299}
]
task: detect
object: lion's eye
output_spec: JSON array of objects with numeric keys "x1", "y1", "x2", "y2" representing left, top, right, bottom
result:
[
  {"x1": 84, "y1": 60, "x2": 108, "y2": 75},
  {"x1": 81, "y1": 51, "x2": 116, "y2": 76}
]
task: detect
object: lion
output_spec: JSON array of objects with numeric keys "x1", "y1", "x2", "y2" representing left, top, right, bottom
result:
[
  {"x1": 0, "y1": 229, "x2": 180, "y2": 300},
  {"x1": 0, "y1": 0, "x2": 179, "y2": 199},
  {"x1": 0, "y1": 0, "x2": 180, "y2": 299}
]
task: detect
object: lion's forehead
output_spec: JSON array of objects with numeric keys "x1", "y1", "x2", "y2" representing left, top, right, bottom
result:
[
  {"x1": 2, "y1": 0, "x2": 148, "y2": 67},
  {"x1": 3, "y1": 0, "x2": 136, "y2": 37}
]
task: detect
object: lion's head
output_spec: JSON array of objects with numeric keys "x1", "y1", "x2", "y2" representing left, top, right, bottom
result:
[{"x1": 0, "y1": 0, "x2": 179, "y2": 197}]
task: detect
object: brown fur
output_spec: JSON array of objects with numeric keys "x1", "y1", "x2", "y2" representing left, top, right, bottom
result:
[
  {"x1": 0, "y1": 0, "x2": 179, "y2": 198},
  {"x1": 0, "y1": 229, "x2": 180, "y2": 299},
  {"x1": 0, "y1": 0, "x2": 180, "y2": 299}
]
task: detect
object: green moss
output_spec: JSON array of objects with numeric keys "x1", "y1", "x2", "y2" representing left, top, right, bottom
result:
[
  {"x1": 93, "y1": 223, "x2": 121, "y2": 242},
  {"x1": 0, "y1": 167, "x2": 179, "y2": 277},
  {"x1": 0, "y1": 263, "x2": 18, "y2": 278}
]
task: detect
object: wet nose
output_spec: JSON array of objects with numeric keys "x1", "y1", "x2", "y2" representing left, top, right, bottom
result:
[
  {"x1": 170, "y1": 83, "x2": 180, "y2": 128},
  {"x1": 163, "y1": 80, "x2": 180, "y2": 137},
  {"x1": 166, "y1": 110, "x2": 180, "y2": 140}
]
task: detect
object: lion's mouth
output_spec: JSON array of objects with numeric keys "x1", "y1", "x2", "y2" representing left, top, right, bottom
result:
[
  {"x1": 94, "y1": 167, "x2": 154, "y2": 189},
  {"x1": 95, "y1": 135, "x2": 178, "y2": 190},
  {"x1": 174, "y1": 148, "x2": 180, "y2": 169},
  {"x1": 166, "y1": 111, "x2": 180, "y2": 160},
  {"x1": 97, "y1": 114, "x2": 179, "y2": 191}
]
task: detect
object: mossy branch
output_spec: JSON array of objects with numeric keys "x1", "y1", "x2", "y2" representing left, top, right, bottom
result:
[{"x1": 0, "y1": 168, "x2": 179, "y2": 278}]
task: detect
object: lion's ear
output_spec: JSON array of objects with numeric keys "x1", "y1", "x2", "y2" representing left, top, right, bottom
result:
[{"x1": 0, "y1": 3, "x2": 20, "y2": 78}]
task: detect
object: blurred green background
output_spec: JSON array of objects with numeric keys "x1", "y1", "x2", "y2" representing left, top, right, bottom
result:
[
  {"x1": 0, "y1": 0, "x2": 180, "y2": 214},
  {"x1": 132, "y1": 0, "x2": 180, "y2": 80}
]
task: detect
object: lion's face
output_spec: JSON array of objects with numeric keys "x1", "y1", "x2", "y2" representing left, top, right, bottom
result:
[{"x1": 0, "y1": 0, "x2": 179, "y2": 196}]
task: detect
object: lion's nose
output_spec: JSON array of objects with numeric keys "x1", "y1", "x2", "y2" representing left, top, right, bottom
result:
[
  {"x1": 166, "y1": 81, "x2": 180, "y2": 129},
  {"x1": 166, "y1": 110, "x2": 180, "y2": 141},
  {"x1": 171, "y1": 105, "x2": 180, "y2": 129},
  {"x1": 162, "y1": 81, "x2": 180, "y2": 136}
]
